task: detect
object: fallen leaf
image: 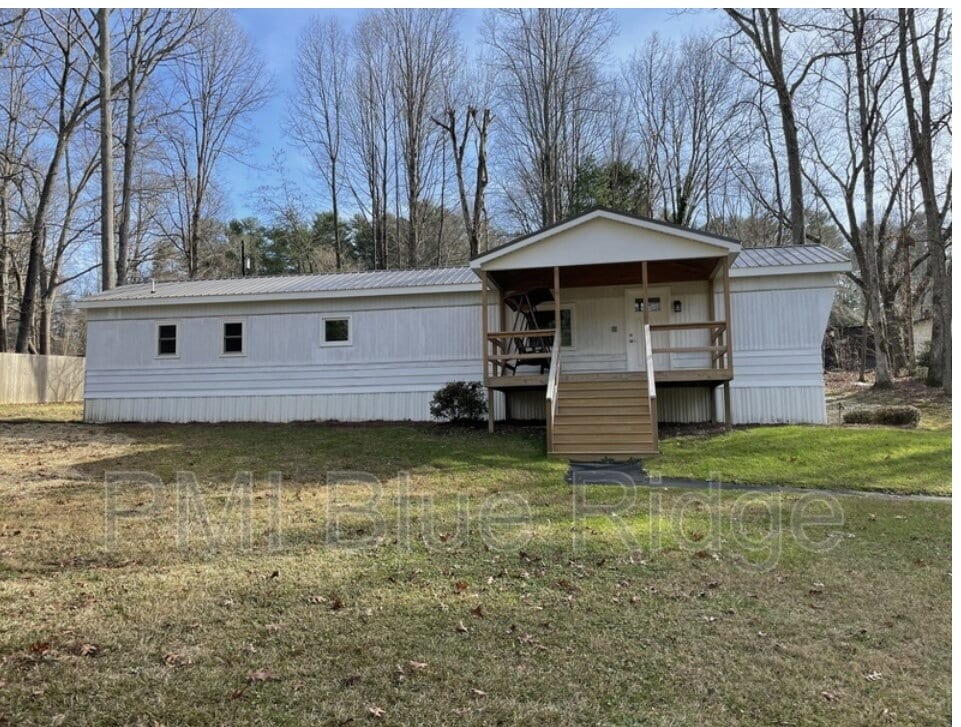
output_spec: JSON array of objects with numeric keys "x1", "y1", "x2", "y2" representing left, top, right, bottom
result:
[
  {"x1": 163, "y1": 652, "x2": 182, "y2": 667},
  {"x1": 864, "y1": 671, "x2": 882, "y2": 682},
  {"x1": 330, "y1": 596, "x2": 345, "y2": 611},
  {"x1": 368, "y1": 706, "x2": 386, "y2": 719},
  {"x1": 29, "y1": 642, "x2": 52, "y2": 655},
  {"x1": 470, "y1": 604, "x2": 485, "y2": 618},
  {"x1": 820, "y1": 690, "x2": 838, "y2": 701},
  {"x1": 247, "y1": 669, "x2": 279, "y2": 683},
  {"x1": 343, "y1": 674, "x2": 362, "y2": 687},
  {"x1": 267, "y1": 570, "x2": 279, "y2": 580},
  {"x1": 456, "y1": 620, "x2": 469, "y2": 633},
  {"x1": 229, "y1": 686, "x2": 247, "y2": 700},
  {"x1": 454, "y1": 580, "x2": 469, "y2": 593},
  {"x1": 78, "y1": 643, "x2": 100, "y2": 657},
  {"x1": 406, "y1": 660, "x2": 428, "y2": 672},
  {"x1": 471, "y1": 688, "x2": 487, "y2": 696},
  {"x1": 555, "y1": 578, "x2": 578, "y2": 593},
  {"x1": 306, "y1": 595, "x2": 328, "y2": 605}
]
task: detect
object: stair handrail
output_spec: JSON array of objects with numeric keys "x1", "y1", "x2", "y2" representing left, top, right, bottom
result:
[
  {"x1": 545, "y1": 330, "x2": 561, "y2": 449},
  {"x1": 644, "y1": 323, "x2": 659, "y2": 449}
]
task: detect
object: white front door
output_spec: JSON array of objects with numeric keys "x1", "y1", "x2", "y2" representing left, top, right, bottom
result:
[{"x1": 625, "y1": 287, "x2": 671, "y2": 371}]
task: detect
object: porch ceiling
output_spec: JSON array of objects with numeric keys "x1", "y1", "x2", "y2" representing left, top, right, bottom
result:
[{"x1": 487, "y1": 257, "x2": 722, "y2": 292}]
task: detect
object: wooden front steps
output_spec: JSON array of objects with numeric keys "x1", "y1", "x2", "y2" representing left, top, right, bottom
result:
[{"x1": 548, "y1": 373, "x2": 657, "y2": 459}]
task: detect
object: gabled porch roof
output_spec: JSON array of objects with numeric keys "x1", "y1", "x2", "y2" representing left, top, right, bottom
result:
[{"x1": 471, "y1": 208, "x2": 741, "y2": 273}]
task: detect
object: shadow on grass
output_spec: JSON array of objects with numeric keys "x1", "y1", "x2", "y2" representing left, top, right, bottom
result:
[{"x1": 74, "y1": 421, "x2": 555, "y2": 485}]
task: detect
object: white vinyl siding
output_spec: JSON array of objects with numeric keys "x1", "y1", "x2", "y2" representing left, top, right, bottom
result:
[{"x1": 84, "y1": 272, "x2": 838, "y2": 426}]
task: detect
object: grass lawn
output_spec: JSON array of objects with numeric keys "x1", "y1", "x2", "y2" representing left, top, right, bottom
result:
[
  {"x1": 652, "y1": 425, "x2": 951, "y2": 495},
  {"x1": 651, "y1": 377, "x2": 952, "y2": 496},
  {"x1": 0, "y1": 408, "x2": 951, "y2": 725}
]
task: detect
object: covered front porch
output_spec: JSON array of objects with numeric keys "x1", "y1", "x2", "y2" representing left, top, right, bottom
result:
[{"x1": 470, "y1": 209, "x2": 740, "y2": 459}]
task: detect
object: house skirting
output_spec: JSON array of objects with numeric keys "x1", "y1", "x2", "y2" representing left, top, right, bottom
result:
[
  {"x1": 84, "y1": 390, "x2": 508, "y2": 424},
  {"x1": 506, "y1": 384, "x2": 826, "y2": 425}
]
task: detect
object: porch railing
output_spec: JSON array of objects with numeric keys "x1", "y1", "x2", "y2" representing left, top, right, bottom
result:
[
  {"x1": 643, "y1": 324, "x2": 658, "y2": 447},
  {"x1": 485, "y1": 328, "x2": 555, "y2": 377},
  {"x1": 544, "y1": 331, "x2": 561, "y2": 450},
  {"x1": 649, "y1": 321, "x2": 731, "y2": 373}
]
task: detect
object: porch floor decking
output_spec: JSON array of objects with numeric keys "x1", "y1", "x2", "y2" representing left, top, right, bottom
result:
[{"x1": 485, "y1": 368, "x2": 733, "y2": 391}]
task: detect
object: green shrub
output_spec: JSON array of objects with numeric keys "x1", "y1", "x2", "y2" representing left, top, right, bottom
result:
[
  {"x1": 430, "y1": 381, "x2": 487, "y2": 423},
  {"x1": 842, "y1": 405, "x2": 922, "y2": 427}
]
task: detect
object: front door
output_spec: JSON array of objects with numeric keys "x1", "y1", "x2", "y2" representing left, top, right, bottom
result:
[{"x1": 625, "y1": 287, "x2": 671, "y2": 372}]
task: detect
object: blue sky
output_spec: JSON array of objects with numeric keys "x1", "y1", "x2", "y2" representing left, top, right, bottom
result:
[{"x1": 225, "y1": 8, "x2": 717, "y2": 221}]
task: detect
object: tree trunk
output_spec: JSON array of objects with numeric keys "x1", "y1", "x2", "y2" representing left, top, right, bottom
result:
[
  {"x1": 16, "y1": 136, "x2": 65, "y2": 353},
  {"x1": 117, "y1": 55, "x2": 140, "y2": 286},
  {"x1": 0, "y1": 182, "x2": 8, "y2": 352},
  {"x1": 858, "y1": 300, "x2": 868, "y2": 383},
  {"x1": 98, "y1": 8, "x2": 116, "y2": 291},
  {"x1": 331, "y1": 160, "x2": 341, "y2": 270},
  {"x1": 898, "y1": 9, "x2": 950, "y2": 393}
]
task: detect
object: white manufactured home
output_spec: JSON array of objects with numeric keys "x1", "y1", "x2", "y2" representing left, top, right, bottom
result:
[{"x1": 79, "y1": 209, "x2": 850, "y2": 459}]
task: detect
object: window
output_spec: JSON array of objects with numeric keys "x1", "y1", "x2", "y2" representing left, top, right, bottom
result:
[
  {"x1": 157, "y1": 323, "x2": 178, "y2": 356},
  {"x1": 222, "y1": 321, "x2": 244, "y2": 355},
  {"x1": 538, "y1": 306, "x2": 574, "y2": 348},
  {"x1": 321, "y1": 316, "x2": 351, "y2": 345},
  {"x1": 634, "y1": 297, "x2": 661, "y2": 313}
]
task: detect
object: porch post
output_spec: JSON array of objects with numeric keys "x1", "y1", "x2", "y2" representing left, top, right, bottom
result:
[
  {"x1": 481, "y1": 270, "x2": 493, "y2": 433},
  {"x1": 553, "y1": 266, "x2": 561, "y2": 336},
  {"x1": 723, "y1": 382, "x2": 732, "y2": 430},
  {"x1": 722, "y1": 257, "x2": 733, "y2": 429},
  {"x1": 722, "y1": 256, "x2": 733, "y2": 376},
  {"x1": 708, "y1": 263, "x2": 718, "y2": 423},
  {"x1": 641, "y1": 261, "x2": 650, "y2": 326},
  {"x1": 499, "y1": 288, "x2": 509, "y2": 424}
]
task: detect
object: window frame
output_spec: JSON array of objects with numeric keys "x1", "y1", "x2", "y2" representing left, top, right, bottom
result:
[
  {"x1": 320, "y1": 314, "x2": 352, "y2": 347},
  {"x1": 538, "y1": 304, "x2": 575, "y2": 349},
  {"x1": 220, "y1": 318, "x2": 246, "y2": 357},
  {"x1": 155, "y1": 321, "x2": 180, "y2": 358}
]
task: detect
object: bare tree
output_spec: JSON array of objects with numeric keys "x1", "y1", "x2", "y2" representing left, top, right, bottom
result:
[
  {"x1": 801, "y1": 9, "x2": 904, "y2": 387},
  {"x1": 13, "y1": 10, "x2": 109, "y2": 352},
  {"x1": 723, "y1": 9, "x2": 834, "y2": 246},
  {"x1": 115, "y1": 9, "x2": 200, "y2": 285},
  {"x1": 484, "y1": 9, "x2": 615, "y2": 230},
  {"x1": 898, "y1": 9, "x2": 952, "y2": 393},
  {"x1": 385, "y1": 9, "x2": 459, "y2": 267},
  {"x1": 625, "y1": 34, "x2": 742, "y2": 226},
  {"x1": 290, "y1": 17, "x2": 349, "y2": 270},
  {"x1": 347, "y1": 12, "x2": 392, "y2": 270},
  {"x1": 0, "y1": 15, "x2": 36, "y2": 350},
  {"x1": 162, "y1": 12, "x2": 269, "y2": 278},
  {"x1": 432, "y1": 104, "x2": 492, "y2": 258}
]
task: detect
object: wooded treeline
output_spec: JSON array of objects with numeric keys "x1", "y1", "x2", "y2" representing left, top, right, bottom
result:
[{"x1": 0, "y1": 8, "x2": 951, "y2": 394}]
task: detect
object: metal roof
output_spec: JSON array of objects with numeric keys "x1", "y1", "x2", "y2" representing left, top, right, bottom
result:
[
  {"x1": 80, "y1": 266, "x2": 478, "y2": 304},
  {"x1": 734, "y1": 245, "x2": 849, "y2": 268},
  {"x1": 80, "y1": 245, "x2": 848, "y2": 308}
]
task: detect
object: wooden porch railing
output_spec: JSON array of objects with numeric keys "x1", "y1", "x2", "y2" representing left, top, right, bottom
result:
[
  {"x1": 544, "y1": 331, "x2": 561, "y2": 450},
  {"x1": 485, "y1": 328, "x2": 555, "y2": 377},
  {"x1": 649, "y1": 321, "x2": 732, "y2": 373},
  {"x1": 643, "y1": 324, "x2": 658, "y2": 447}
]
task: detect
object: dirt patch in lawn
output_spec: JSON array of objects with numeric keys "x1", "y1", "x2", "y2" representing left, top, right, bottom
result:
[{"x1": 824, "y1": 372, "x2": 951, "y2": 430}]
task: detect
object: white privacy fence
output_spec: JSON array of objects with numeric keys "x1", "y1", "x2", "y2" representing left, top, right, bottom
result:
[{"x1": 0, "y1": 353, "x2": 85, "y2": 404}]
